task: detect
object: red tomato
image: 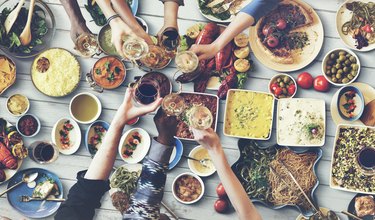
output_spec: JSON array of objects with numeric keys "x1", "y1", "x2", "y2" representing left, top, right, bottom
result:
[
  {"x1": 262, "y1": 24, "x2": 274, "y2": 36},
  {"x1": 274, "y1": 87, "x2": 283, "y2": 96},
  {"x1": 266, "y1": 36, "x2": 279, "y2": 48},
  {"x1": 361, "y1": 24, "x2": 373, "y2": 33},
  {"x1": 276, "y1": 18, "x2": 287, "y2": 30},
  {"x1": 270, "y1": 83, "x2": 279, "y2": 91},
  {"x1": 288, "y1": 84, "x2": 296, "y2": 95},
  {"x1": 216, "y1": 183, "x2": 227, "y2": 198},
  {"x1": 214, "y1": 199, "x2": 229, "y2": 213},
  {"x1": 297, "y1": 72, "x2": 314, "y2": 89},
  {"x1": 313, "y1": 75, "x2": 330, "y2": 92}
]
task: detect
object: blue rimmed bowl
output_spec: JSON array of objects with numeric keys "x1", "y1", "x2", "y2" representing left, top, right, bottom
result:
[
  {"x1": 84, "y1": 120, "x2": 110, "y2": 157},
  {"x1": 231, "y1": 139, "x2": 322, "y2": 218},
  {"x1": 337, "y1": 85, "x2": 365, "y2": 121},
  {"x1": 169, "y1": 138, "x2": 183, "y2": 170}
]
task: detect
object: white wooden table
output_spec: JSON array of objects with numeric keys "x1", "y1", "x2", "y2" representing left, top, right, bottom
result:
[{"x1": 0, "y1": 0, "x2": 374, "y2": 219}]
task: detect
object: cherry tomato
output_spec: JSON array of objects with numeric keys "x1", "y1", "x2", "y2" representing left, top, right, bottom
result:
[
  {"x1": 288, "y1": 84, "x2": 296, "y2": 95},
  {"x1": 270, "y1": 83, "x2": 279, "y2": 91},
  {"x1": 216, "y1": 183, "x2": 227, "y2": 198},
  {"x1": 267, "y1": 36, "x2": 279, "y2": 48},
  {"x1": 276, "y1": 18, "x2": 287, "y2": 30},
  {"x1": 262, "y1": 24, "x2": 274, "y2": 36},
  {"x1": 274, "y1": 87, "x2": 283, "y2": 96},
  {"x1": 214, "y1": 199, "x2": 229, "y2": 213},
  {"x1": 297, "y1": 72, "x2": 314, "y2": 89},
  {"x1": 313, "y1": 75, "x2": 330, "y2": 92},
  {"x1": 361, "y1": 24, "x2": 373, "y2": 33}
]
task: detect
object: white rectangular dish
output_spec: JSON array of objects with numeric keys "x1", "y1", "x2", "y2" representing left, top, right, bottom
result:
[
  {"x1": 329, "y1": 124, "x2": 375, "y2": 195},
  {"x1": 277, "y1": 98, "x2": 326, "y2": 147},
  {"x1": 223, "y1": 89, "x2": 275, "y2": 140}
]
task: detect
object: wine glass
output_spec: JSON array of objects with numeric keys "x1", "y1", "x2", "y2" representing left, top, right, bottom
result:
[
  {"x1": 74, "y1": 33, "x2": 99, "y2": 58},
  {"x1": 122, "y1": 36, "x2": 149, "y2": 68},
  {"x1": 133, "y1": 77, "x2": 160, "y2": 106},
  {"x1": 162, "y1": 93, "x2": 186, "y2": 117},
  {"x1": 175, "y1": 50, "x2": 200, "y2": 74},
  {"x1": 187, "y1": 105, "x2": 213, "y2": 130},
  {"x1": 160, "y1": 27, "x2": 180, "y2": 58}
]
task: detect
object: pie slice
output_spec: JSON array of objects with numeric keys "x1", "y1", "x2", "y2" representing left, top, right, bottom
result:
[{"x1": 255, "y1": 0, "x2": 313, "y2": 64}]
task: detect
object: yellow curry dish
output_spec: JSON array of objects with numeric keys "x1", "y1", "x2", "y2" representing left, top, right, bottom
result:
[
  {"x1": 0, "y1": 55, "x2": 16, "y2": 95},
  {"x1": 31, "y1": 48, "x2": 80, "y2": 97},
  {"x1": 224, "y1": 89, "x2": 274, "y2": 140}
]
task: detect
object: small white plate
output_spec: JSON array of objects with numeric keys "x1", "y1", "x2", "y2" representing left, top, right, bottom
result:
[
  {"x1": 196, "y1": 0, "x2": 252, "y2": 23},
  {"x1": 119, "y1": 128, "x2": 151, "y2": 164},
  {"x1": 336, "y1": 0, "x2": 375, "y2": 52},
  {"x1": 330, "y1": 82, "x2": 375, "y2": 126},
  {"x1": 188, "y1": 145, "x2": 216, "y2": 177},
  {"x1": 51, "y1": 118, "x2": 81, "y2": 155}
]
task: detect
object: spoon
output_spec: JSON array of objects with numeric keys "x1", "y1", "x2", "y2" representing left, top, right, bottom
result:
[
  {"x1": 341, "y1": 211, "x2": 374, "y2": 220},
  {"x1": 0, "y1": 172, "x2": 38, "y2": 197},
  {"x1": 19, "y1": 0, "x2": 36, "y2": 46},
  {"x1": 182, "y1": 155, "x2": 211, "y2": 168},
  {"x1": 4, "y1": 0, "x2": 26, "y2": 34}
]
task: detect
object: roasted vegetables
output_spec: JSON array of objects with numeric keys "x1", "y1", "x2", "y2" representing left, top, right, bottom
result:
[{"x1": 0, "y1": 142, "x2": 17, "y2": 170}]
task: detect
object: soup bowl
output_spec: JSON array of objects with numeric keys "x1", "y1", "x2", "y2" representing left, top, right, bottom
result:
[{"x1": 69, "y1": 92, "x2": 102, "y2": 124}]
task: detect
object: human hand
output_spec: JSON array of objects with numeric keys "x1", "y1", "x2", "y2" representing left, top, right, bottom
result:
[
  {"x1": 154, "y1": 108, "x2": 178, "y2": 146},
  {"x1": 190, "y1": 43, "x2": 220, "y2": 60},
  {"x1": 192, "y1": 128, "x2": 221, "y2": 152},
  {"x1": 114, "y1": 87, "x2": 162, "y2": 125},
  {"x1": 109, "y1": 18, "x2": 136, "y2": 57},
  {"x1": 70, "y1": 21, "x2": 92, "y2": 43}
]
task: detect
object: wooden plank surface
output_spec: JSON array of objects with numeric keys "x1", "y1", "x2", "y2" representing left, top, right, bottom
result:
[{"x1": 0, "y1": 0, "x2": 374, "y2": 219}]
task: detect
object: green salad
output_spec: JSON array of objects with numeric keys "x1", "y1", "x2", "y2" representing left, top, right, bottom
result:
[
  {"x1": 0, "y1": 6, "x2": 48, "y2": 54},
  {"x1": 85, "y1": 0, "x2": 133, "y2": 26}
]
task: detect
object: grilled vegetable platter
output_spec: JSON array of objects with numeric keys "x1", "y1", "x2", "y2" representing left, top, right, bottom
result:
[{"x1": 179, "y1": 22, "x2": 254, "y2": 99}]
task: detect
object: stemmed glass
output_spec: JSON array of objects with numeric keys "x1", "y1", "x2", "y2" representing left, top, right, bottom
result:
[
  {"x1": 74, "y1": 33, "x2": 99, "y2": 58},
  {"x1": 122, "y1": 36, "x2": 149, "y2": 69},
  {"x1": 133, "y1": 77, "x2": 160, "y2": 106}
]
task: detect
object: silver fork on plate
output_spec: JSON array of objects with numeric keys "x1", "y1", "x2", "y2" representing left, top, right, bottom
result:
[
  {"x1": 19, "y1": 196, "x2": 66, "y2": 202},
  {"x1": 212, "y1": 1, "x2": 235, "y2": 14}
]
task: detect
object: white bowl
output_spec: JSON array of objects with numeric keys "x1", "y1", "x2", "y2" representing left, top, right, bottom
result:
[
  {"x1": 268, "y1": 73, "x2": 297, "y2": 100},
  {"x1": 69, "y1": 92, "x2": 102, "y2": 124},
  {"x1": 16, "y1": 114, "x2": 41, "y2": 137},
  {"x1": 118, "y1": 128, "x2": 151, "y2": 164},
  {"x1": 322, "y1": 48, "x2": 361, "y2": 86},
  {"x1": 6, "y1": 94, "x2": 30, "y2": 116},
  {"x1": 51, "y1": 118, "x2": 81, "y2": 155},
  {"x1": 172, "y1": 172, "x2": 205, "y2": 205},
  {"x1": 188, "y1": 145, "x2": 216, "y2": 177}
]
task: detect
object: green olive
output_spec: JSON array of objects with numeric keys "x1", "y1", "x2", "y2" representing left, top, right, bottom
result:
[
  {"x1": 332, "y1": 77, "x2": 338, "y2": 82},
  {"x1": 339, "y1": 55, "x2": 346, "y2": 62},
  {"x1": 282, "y1": 88, "x2": 287, "y2": 94},
  {"x1": 352, "y1": 64, "x2": 359, "y2": 71},
  {"x1": 342, "y1": 78, "x2": 350, "y2": 83},
  {"x1": 335, "y1": 63, "x2": 341, "y2": 69},
  {"x1": 326, "y1": 70, "x2": 331, "y2": 75},
  {"x1": 279, "y1": 82, "x2": 285, "y2": 87},
  {"x1": 331, "y1": 67, "x2": 337, "y2": 74},
  {"x1": 339, "y1": 51, "x2": 346, "y2": 56},
  {"x1": 283, "y1": 76, "x2": 290, "y2": 83},
  {"x1": 336, "y1": 74, "x2": 342, "y2": 79},
  {"x1": 336, "y1": 58, "x2": 341, "y2": 64},
  {"x1": 348, "y1": 74, "x2": 354, "y2": 80},
  {"x1": 351, "y1": 71, "x2": 357, "y2": 76},
  {"x1": 337, "y1": 69, "x2": 343, "y2": 75},
  {"x1": 343, "y1": 67, "x2": 350, "y2": 73},
  {"x1": 345, "y1": 60, "x2": 351, "y2": 66},
  {"x1": 277, "y1": 78, "x2": 281, "y2": 82},
  {"x1": 349, "y1": 56, "x2": 356, "y2": 63},
  {"x1": 330, "y1": 53, "x2": 337, "y2": 59}
]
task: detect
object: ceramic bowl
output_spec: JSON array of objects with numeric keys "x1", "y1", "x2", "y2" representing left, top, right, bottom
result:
[
  {"x1": 337, "y1": 85, "x2": 365, "y2": 121},
  {"x1": 16, "y1": 114, "x2": 41, "y2": 137},
  {"x1": 172, "y1": 172, "x2": 205, "y2": 205}
]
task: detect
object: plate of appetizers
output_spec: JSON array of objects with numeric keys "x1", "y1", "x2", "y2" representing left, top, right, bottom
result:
[
  {"x1": 331, "y1": 82, "x2": 375, "y2": 126},
  {"x1": 196, "y1": 0, "x2": 251, "y2": 23},
  {"x1": 119, "y1": 128, "x2": 151, "y2": 164},
  {"x1": 7, "y1": 168, "x2": 64, "y2": 218},
  {"x1": 51, "y1": 118, "x2": 81, "y2": 155},
  {"x1": 336, "y1": 0, "x2": 375, "y2": 51},
  {"x1": 0, "y1": 118, "x2": 27, "y2": 184},
  {"x1": 84, "y1": 120, "x2": 109, "y2": 157},
  {"x1": 249, "y1": 0, "x2": 324, "y2": 72},
  {"x1": 347, "y1": 194, "x2": 375, "y2": 220}
]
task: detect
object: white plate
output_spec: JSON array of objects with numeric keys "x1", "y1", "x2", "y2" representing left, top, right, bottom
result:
[
  {"x1": 119, "y1": 128, "x2": 151, "y2": 164},
  {"x1": 197, "y1": 0, "x2": 252, "y2": 23},
  {"x1": 277, "y1": 98, "x2": 326, "y2": 147},
  {"x1": 329, "y1": 124, "x2": 375, "y2": 195},
  {"x1": 223, "y1": 89, "x2": 275, "y2": 140},
  {"x1": 188, "y1": 145, "x2": 216, "y2": 177},
  {"x1": 330, "y1": 82, "x2": 375, "y2": 126},
  {"x1": 336, "y1": 0, "x2": 375, "y2": 52},
  {"x1": 51, "y1": 118, "x2": 81, "y2": 155},
  {"x1": 249, "y1": 0, "x2": 324, "y2": 72}
]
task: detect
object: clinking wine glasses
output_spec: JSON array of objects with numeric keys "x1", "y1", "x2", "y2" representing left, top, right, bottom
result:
[{"x1": 122, "y1": 36, "x2": 149, "y2": 67}]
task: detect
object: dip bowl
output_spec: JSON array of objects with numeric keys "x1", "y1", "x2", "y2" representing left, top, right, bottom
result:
[{"x1": 337, "y1": 85, "x2": 365, "y2": 121}]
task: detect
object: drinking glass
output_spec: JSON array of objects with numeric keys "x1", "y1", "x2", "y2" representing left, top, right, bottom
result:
[
  {"x1": 160, "y1": 27, "x2": 180, "y2": 52},
  {"x1": 133, "y1": 77, "x2": 160, "y2": 105},
  {"x1": 29, "y1": 141, "x2": 59, "y2": 164},
  {"x1": 74, "y1": 33, "x2": 99, "y2": 58},
  {"x1": 187, "y1": 105, "x2": 213, "y2": 130},
  {"x1": 122, "y1": 36, "x2": 149, "y2": 68},
  {"x1": 162, "y1": 93, "x2": 186, "y2": 117}
]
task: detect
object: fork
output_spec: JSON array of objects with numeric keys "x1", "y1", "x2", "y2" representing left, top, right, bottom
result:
[
  {"x1": 182, "y1": 155, "x2": 211, "y2": 168},
  {"x1": 212, "y1": 1, "x2": 235, "y2": 14},
  {"x1": 19, "y1": 196, "x2": 66, "y2": 202}
]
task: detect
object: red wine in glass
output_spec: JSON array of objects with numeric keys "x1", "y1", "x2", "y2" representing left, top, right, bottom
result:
[
  {"x1": 30, "y1": 141, "x2": 59, "y2": 164},
  {"x1": 134, "y1": 78, "x2": 160, "y2": 105}
]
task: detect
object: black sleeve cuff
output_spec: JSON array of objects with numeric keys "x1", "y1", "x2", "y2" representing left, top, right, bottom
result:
[{"x1": 159, "y1": 0, "x2": 184, "y2": 6}]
